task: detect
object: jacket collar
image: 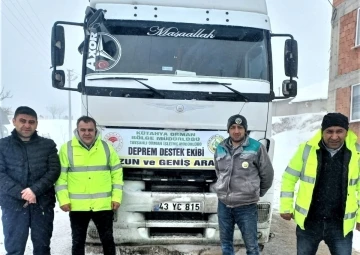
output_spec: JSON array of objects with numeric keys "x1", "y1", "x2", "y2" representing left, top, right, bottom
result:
[
  {"x1": 11, "y1": 128, "x2": 39, "y2": 143},
  {"x1": 72, "y1": 128, "x2": 100, "y2": 150},
  {"x1": 221, "y1": 135, "x2": 249, "y2": 151}
]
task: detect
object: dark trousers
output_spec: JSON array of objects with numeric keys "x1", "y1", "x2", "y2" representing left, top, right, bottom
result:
[
  {"x1": 218, "y1": 200, "x2": 259, "y2": 255},
  {"x1": 69, "y1": 210, "x2": 115, "y2": 255},
  {"x1": 296, "y1": 220, "x2": 352, "y2": 255},
  {"x1": 1, "y1": 204, "x2": 54, "y2": 255}
]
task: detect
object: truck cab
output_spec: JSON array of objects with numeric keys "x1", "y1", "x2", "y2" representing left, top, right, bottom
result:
[{"x1": 51, "y1": 0, "x2": 298, "y2": 247}]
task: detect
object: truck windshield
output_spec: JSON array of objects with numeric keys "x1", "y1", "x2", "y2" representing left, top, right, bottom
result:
[{"x1": 85, "y1": 20, "x2": 269, "y2": 81}]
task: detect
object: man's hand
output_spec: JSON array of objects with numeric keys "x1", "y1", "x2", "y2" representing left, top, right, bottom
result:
[
  {"x1": 356, "y1": 223, "x2": 360, "y2": 231},
  {"x1": 280, "y1": 213, "x2": 293, "y2": 221},
  {"x1": 21, "y1": 188, "x2": 36, "y2": 202},
  {"x1": 112, "y1": 201, "x2": 120, "y2": 211},
  {"x1": 60, "y1": 204, "x2": 71, "y2": 212},
  {"x1": 28, "y1": 197, "x2": 37, "y2": 204}
]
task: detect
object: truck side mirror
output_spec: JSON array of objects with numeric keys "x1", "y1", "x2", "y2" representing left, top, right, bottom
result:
[
  {"x1": 51, "y1": 25, "x2": 65, "y2": 67},
  {"x1": 284, "y1": 39, "x2": 298, "y2": 78},
  {"x1": 52, "y1": 70, "x2": 66, "y2": 88},
  {"x1": 282, "y1": 80, "x2": 297, "y2": 97}
]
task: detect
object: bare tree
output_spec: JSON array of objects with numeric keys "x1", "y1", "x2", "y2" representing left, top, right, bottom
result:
[
  {"x1": 1, "y1": 107, "x2": 13, "y2": 116},
  {"x1": 0, "y1": 88, "x2": 12, "y2": 101},
  {"x1": 46, "y1": 105, "x2": 66, "y2": 119},
  {"x1": 57, "y1": 106, "x2": 66, "y2": 119},
  {"x1": 46, "y1": 105, "x2": 57, "y2": 119},
  {"x1": 0, "y1": 87, "x2": 13, "y2": 116}
]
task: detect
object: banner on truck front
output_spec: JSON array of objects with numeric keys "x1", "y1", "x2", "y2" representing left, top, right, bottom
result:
[{"x1": 102, "y1": 128, "x2": 228, "y2": 169}]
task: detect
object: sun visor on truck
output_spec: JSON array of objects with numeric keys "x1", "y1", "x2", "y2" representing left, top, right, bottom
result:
[{"x1": 85, "y1": 7, "x2": 106, "y2": 32}]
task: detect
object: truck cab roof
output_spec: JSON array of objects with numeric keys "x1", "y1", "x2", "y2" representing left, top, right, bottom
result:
[{"x1": 89, "y1": 0, "x2": 268, "y2": 15}]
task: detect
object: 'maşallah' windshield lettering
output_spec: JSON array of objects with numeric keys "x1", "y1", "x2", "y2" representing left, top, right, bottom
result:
[{"x1": 147, "y1": 26, "x2": 216, "y2": 39}]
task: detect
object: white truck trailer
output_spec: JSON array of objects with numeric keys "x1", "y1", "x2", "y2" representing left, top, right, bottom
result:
[{"x1": 51, "y1": 0, "x2": 298, "y2": 248}]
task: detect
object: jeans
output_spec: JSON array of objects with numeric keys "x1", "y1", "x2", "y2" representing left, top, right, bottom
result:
[
  {"x1": 69, "y1": 210, "x2": 116, "y2": 255},
  {"x1": 218, "y1": 200, "x2": 259, "y2": 255},
  {"x1": 2, "y1": 204, "x2": 54, "y2": 255},
  {"x1": 296, "y1": 220, "x2": 352, "y2": 255}
]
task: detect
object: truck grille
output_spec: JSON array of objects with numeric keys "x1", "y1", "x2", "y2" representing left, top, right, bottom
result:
[
  {"x1": 150, "y1": 227, "x2": 203, "y2": 237},
  {"x1": 145, "y1": 212, "x2": 208, "y2": 221}
]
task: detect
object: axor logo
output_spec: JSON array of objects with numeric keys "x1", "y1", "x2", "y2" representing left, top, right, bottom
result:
[{"x1": 86, "y1": 32, "x2": 121, "y2": 72}]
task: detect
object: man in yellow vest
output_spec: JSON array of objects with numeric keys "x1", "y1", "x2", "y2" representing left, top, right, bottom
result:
[
  {"x1": 280, "y1": 113, "x2": 360, "y2": 255},
  {"x1": 55, "y1": 116, "x2": 123, "y2": 255}
]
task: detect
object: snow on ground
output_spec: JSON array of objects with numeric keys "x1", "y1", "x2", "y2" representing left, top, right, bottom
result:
[{"x1": 0, "y1": 115, "x2": 360, "y2": 254}]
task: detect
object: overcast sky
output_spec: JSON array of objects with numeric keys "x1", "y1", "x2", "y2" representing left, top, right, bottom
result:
[{"x1": 0, "y1": 0, "x2": 332, "y2": 118}]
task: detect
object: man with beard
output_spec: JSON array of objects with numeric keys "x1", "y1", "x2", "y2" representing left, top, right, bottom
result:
[{"x1": 213, "y1": 114, "x2": 274, "y2": 255}]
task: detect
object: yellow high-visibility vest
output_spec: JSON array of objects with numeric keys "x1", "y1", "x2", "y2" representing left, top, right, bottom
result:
[
  {"x1": 55, "y1": 136, "x2": 123, "y2": 211},
  {"x1": 280, "y1": 130, "x2": 360, "y2": 236}
]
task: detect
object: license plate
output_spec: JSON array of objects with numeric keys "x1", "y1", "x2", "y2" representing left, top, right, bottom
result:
[{"x1": 154, "y1": 202, "x2": 202, "y2": 212}]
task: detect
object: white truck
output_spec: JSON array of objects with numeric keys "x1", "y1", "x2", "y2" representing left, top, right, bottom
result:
[{"x1": 51, "y1": 0, "x2": 298, "y2": 249}]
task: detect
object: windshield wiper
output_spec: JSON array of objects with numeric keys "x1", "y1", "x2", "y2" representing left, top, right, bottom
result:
[
  {"x1": 87, "y1": 77, "x2": 165, "y2": 98},
  {"x1": 173, "y1": 81, "x2": 248, "y2": 102},
  {"x1": 88, "y1": 77, "x2": 148, "y2": 81},
  {"x1": 173, "y1": 81, "x2": 231, "y2": 85}
]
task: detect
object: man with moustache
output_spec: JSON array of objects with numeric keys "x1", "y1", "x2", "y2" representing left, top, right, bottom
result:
[
  {"x1": 0, "y1": 106, "x2": 61, "y2": 255},
  {"x1": 55, "y1": 116, "x2": 123, "y2": 255},
  {"x1": 280, "y1": 112, "x2": 360, "y2": 255},
  {"x1": 213, "y1": 114, "x2": 274, "y2": 255}
]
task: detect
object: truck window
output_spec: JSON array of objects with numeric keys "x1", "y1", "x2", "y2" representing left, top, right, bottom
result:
[{"x1": 86, "y1": 21, "x2": 269, "y2": 81}]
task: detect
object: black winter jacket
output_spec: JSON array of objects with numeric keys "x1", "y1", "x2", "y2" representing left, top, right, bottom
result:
[{"x1": 0, "y1": 129, "x2": 60, "y2": 209}]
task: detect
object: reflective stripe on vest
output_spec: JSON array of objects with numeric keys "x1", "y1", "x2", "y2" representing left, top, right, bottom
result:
[
  {"x1": 344, "y1": 211, "x2": 356, "y2": 220},
  {"x1": 69, "y1": 166, "x2": 111, "y2": 172},
  {"x1": 356, "y1": 144, "x2": 360, "y2": 168},
  {"x1": 69, "y1": 192, "x2": 112, "y2": 199},
  {"x1": 101, "y1": 140, "x2": 110, "y2": 166},
  {"x1": 300, "y1": 144, "x2": 311, "y2": 178},
  {"x1": 111, "y1": 163, "x2": 122, "y2": 171},
  {"x1": 355, "y1": 143, "x2": 360, "y2": 152},
  {"x1": 295, "y1": 204, "x2": 308, "y2": 216},
  {"x1": 301, "y1": 175, "x2": 316, "y2": 184},
  {"x1": 67, "y1": 140, "x2": 112, "y2": 172},
  {"x1": 295, "y1": 145, "x2": 311, "y2": 217},
  {"x1": 280, "y1": 192, "x2": 294, "y2": 198},
  {"x1": 112, "y1": 184, "x2": 123, "y2": 190},
  {"x1": 349, "y1": 178, "x2": 359, "y2": 186},
  {"x1": 55, "y1": 184, "x2": 68, "y2": 192},
  {"x1": 67, "y1": 141, "x2": 74, "y2": 166},
  {"x1": 285, "y1": 167, "x2": 301, "y2": 177}
]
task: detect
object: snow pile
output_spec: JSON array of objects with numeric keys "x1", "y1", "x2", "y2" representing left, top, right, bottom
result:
[
  {"x1": 289, "y1": 80, "x2": 328, "y2": 103},
  {"x1": 271, "y1": 113, "x2": 324, "y2": 213},
  {"x1": 272, "y1": 112, "x2": 325, "y2": 135}
]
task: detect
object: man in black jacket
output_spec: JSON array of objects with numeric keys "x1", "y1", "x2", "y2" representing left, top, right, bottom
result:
[{"x1": 0, "y1": 106, "x2": 61, "y2": 255}]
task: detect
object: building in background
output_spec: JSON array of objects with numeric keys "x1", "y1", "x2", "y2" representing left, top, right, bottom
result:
[{"x1": 328, "y1": 0, "x2": 360, "y2": 136}]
